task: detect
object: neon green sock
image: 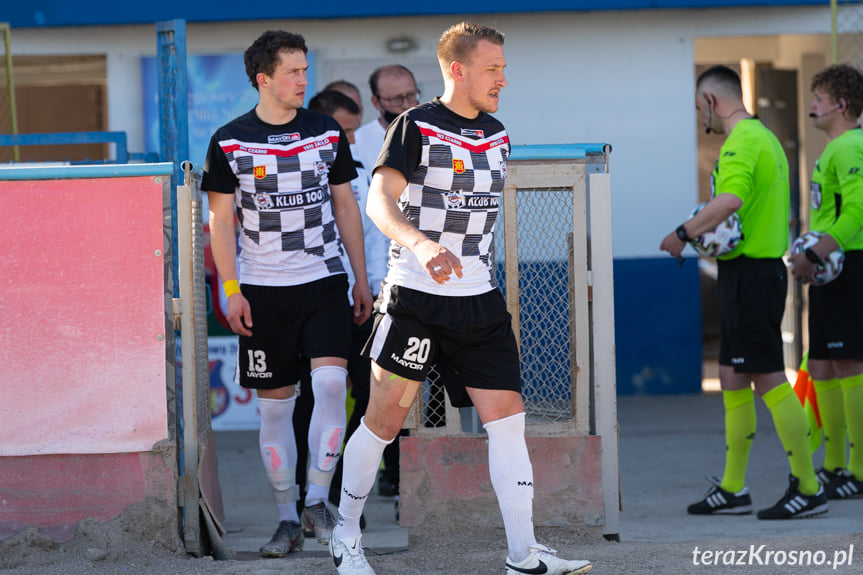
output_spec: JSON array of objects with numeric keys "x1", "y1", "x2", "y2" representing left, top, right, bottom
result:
[
  {"x1": 813, "y1": 378, "x2": 846, "y2": 472},
  {"x1": 762, "y1": 382, "x2": 819, "y2": 495},
  {"x1": 841, "y1": 373, "x2": 863, "y2": 479},
  {"x1": 720, "y1": 387, "x2": 756, "y2": 493}
]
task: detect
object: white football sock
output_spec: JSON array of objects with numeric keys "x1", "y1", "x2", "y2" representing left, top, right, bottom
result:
[
  {"x1": 258, "y1": 396, "x2": 300, "y2": 523},
  {"x1": 306, "y1": 365, "x2": 348, "y2": 504},
  {"x1": 485, "y1": 412, "x2": 536, "y2": 562},
  {"x1": 335, "y1": 418, "x2": 391, "y2": 539}
]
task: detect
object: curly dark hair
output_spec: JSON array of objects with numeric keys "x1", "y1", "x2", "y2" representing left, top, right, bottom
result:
[
  {"x1": 244, "y1": 30, "x2": 307, "y2": 90},
  {"x1": 810, "y1": 63, "x2": 863, "y2": 119}
]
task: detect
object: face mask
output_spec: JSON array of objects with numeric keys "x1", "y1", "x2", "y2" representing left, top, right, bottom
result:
[{"x1": 382, "y1": 110, "x2": 400, "y2": 124}]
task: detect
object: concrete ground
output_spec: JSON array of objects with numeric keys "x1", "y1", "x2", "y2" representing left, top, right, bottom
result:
[
  {"x1": 215, "y1": 430, "x2": 408, "y2": 559},
  {"x1": 214, "y1": 391, "x2": 863, "y2": 565},
  {"x1": 3, "y1": 387, "x2": 860, "y2": 575}
]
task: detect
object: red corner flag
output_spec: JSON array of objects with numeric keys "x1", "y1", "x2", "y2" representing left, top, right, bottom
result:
[{"x1": 793, "y1": 351, "x2": 822, "y2": 453}]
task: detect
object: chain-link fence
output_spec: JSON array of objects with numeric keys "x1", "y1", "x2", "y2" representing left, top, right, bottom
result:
[
  {"x1": 0, "y1": 23, "x2": 19, "y2": 162},
  {"x1": 834, "y1": 1, "x2": 863, "y2": 66},
  {"x1": 506, "y1": 188, "x2": 578, "y2": 421}
]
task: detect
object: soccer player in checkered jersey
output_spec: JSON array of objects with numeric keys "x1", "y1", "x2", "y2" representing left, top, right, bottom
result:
[
  {"x1": 790, "y1": 64, "x2": 863, "y2": 501},
  {"x1": 661, "y1": 65, "x2": 827, "y2": 520},
  {"x1": 201, "y1": 30, "x2": 373, "y2": 558},
  {"x1": 328, "y1": 22, "x2": 592, "y2": 575}
]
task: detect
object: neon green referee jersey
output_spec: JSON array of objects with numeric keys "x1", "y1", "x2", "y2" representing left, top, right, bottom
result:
[
  {"x1": 810, "y1": 126, "x2": 863, "y2": 251},
  {"x1": 713, "y1": 118, "x2": 790, "y2": 260}
]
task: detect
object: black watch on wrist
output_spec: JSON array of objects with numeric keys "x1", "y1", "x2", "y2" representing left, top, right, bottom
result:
[
  {"x1": 804, "y1": 247, "x2": 824, "y2": 266},
  {"x1": 676, "y1": 224, "x2": 691, "y2": 242}
]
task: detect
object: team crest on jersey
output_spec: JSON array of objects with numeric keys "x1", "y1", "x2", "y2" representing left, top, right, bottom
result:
[
  {"x1": 452, "y1": 159, "x2": 466, "y2": 174},
  {"x1": 444, "y1": 191, "x2": 465, "y2": 209},
  {"x1": 460, "y1": 129, "x2": 484, "y2": 138},
  {"x1": 253, "y1": 166, "x2": 267, "y2": 179},
  {"x1": 810, "y1": 182, "x2": 822, "y2": 211},
  {"x1": 314, "y1": 161, "x2": 329, "y2": 177},
  {"x1": 254, "y1": 192, "x2": 274, "y2": 210}
]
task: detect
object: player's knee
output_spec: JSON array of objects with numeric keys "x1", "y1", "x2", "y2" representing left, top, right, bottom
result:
[{"x1": 311, "y1": 365, "x2": 348, "y2": 403}]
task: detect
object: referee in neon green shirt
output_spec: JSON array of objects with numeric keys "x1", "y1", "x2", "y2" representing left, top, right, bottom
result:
[
  {"x1": 790, "y1": 64, "x2": 863, "y2": 501},
  {"x1": 661, "y1": 65, "x2": 827, "y2": 520}
]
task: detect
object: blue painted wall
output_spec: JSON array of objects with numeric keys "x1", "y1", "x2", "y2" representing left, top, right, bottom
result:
[
  {"x1": 491, "y1": 256, "x2": 703, "y2": 397},
  {"x1": 6, "y1": 1, "x2": 826, "y2": 28},
  {"x1": 613, "y1": 257, "x2": 703, "y2": 395}
]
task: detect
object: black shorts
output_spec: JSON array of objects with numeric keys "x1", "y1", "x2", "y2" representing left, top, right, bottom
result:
[
  {"x1": 717, "y1": 257, "x2": 786, "y2": 373},
  {"x1": 363, "y1": 286, "x2": 521, "y2": 407},
  {"x1": 347, "y1": 317, "x2": 373, "y2": 404},
  {"x1": 809, "y1": 250, "x2": 863, "y2": 361},
  {"x1": 237, "y1": 275, "x2": 352, "y2": 390}
]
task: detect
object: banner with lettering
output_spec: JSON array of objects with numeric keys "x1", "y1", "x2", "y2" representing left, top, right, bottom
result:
[{"x1": 208, "y1": 336, "x2": 260, "y2": 431}]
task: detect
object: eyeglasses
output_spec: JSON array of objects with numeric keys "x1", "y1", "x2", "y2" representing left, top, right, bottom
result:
[{"x1": 378, "y1": 90, "x2": 421, "y2": 106}]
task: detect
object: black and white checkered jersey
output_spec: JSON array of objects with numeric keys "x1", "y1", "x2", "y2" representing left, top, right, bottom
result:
[
  {"x1": 201, "y1": 108, "x2": 357, "y2": 287},
  {"x1": 376, "y1": 98, "x2": 510, "y2": 296}
]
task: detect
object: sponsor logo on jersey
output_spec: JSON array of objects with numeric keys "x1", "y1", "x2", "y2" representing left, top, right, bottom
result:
[
  {"x1": 245, "y1": 370, "x2": 273, "y2": 379},
  {"x1": 260, "y1": 188, "x2": 325, "y2": 209},
  {"x1": 441, "y1": 191, "x2": 498, "y2": 210},
  {"x1": 452, "y1": 159, "x2": 466, "y2": 174},
  {"x1": 302, "y1": 137, "x2": 332, "y2": 152},
  {"x1": 461, "y1": 128, "x2": 484, "y2": 138},
  {"x1": 268, "y1": 132, "x2": 301, "y2": 144},
  {"x1": 253, "y1": 165, "x2": 267, "y2": 179},
  {"x1": 314, "y1": 160, "x2": 329, "y2": 176},
  {"x1": 239, "y1": 144, "x2": 269, "y2": 154},
  {"x1": 731, "y1": 357, "x2": 745, "y2": 365},
  {"x1": 465, "y1": 195, "x2": 499, "y2": 208},
  {"x1": 827, "y1": 341, "x2": 844, "y2": 349},
  {"x1": 499, "y1": 160, "x2": 507, "y2": 177},
  {"x1": 811, "y1": 182, "x2": 822, "y2": 211},
  {"x1": 850, "y1": 167, "x2": 860, "y2": 175},
  {"x1": 444, "y1": 191, "x2": 465, "y2": 209}
]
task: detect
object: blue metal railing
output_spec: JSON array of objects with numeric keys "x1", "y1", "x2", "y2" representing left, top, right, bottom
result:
[{"x1": 0, "y1": 131, "x2": 157, "y2": 164}]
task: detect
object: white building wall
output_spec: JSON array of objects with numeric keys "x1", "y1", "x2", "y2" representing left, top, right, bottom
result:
[{"x1": 11, "y1": 6, "x2": 831, "y2": 258}]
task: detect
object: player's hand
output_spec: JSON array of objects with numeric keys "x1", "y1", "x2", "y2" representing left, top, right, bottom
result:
[
  {"x1": 413, "y1": 239, "x2": 463, "y2": 284},
  {"x1": 660, "y1": 232, "x2": 686, "y2": 259},
  {"x1": 226, "y1": 293, "x2": 253, "y2": 337},
  {"x1": 352, "y1": 282, "x2": 373, "y2": 325},
  {"x1": 789, "y1": 252, "x2": 816, "y2": 283}
]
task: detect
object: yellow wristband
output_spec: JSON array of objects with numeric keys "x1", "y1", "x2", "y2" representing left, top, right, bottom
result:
[{"x1": 223, "y1": 279, "x2": 241, "y2": 298}]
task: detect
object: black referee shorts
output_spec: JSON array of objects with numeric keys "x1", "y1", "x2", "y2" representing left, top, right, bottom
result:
[
  {"x1": 809, "y1": 250, "x2": 863, "y2": 361},
  {"x1": 717, "y1": 256, "x2": 786, "y2": 374}
]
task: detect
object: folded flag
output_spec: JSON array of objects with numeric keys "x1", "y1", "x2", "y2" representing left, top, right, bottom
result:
[{"x1": 793, "y1": 351, "x2": 822, "y2": 453}]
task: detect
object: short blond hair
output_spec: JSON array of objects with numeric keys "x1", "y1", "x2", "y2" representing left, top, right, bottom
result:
[{"x1": 437, "y1": 22, "x2": 504, "y2": 73}]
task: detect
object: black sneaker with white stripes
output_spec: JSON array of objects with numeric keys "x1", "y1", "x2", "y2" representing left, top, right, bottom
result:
[
  {"x1": 687, "y1": 476, "x2": 753, "y2": 515},
  {"x1": 756, "y1": 474, "x2": 828, "y2": 519},
  {"x1": 815, "y1": 466, "x2": 842, "y2": 487},
  {"x1": 818, "y1": 467, "x2": 863, "y2": 500}
]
